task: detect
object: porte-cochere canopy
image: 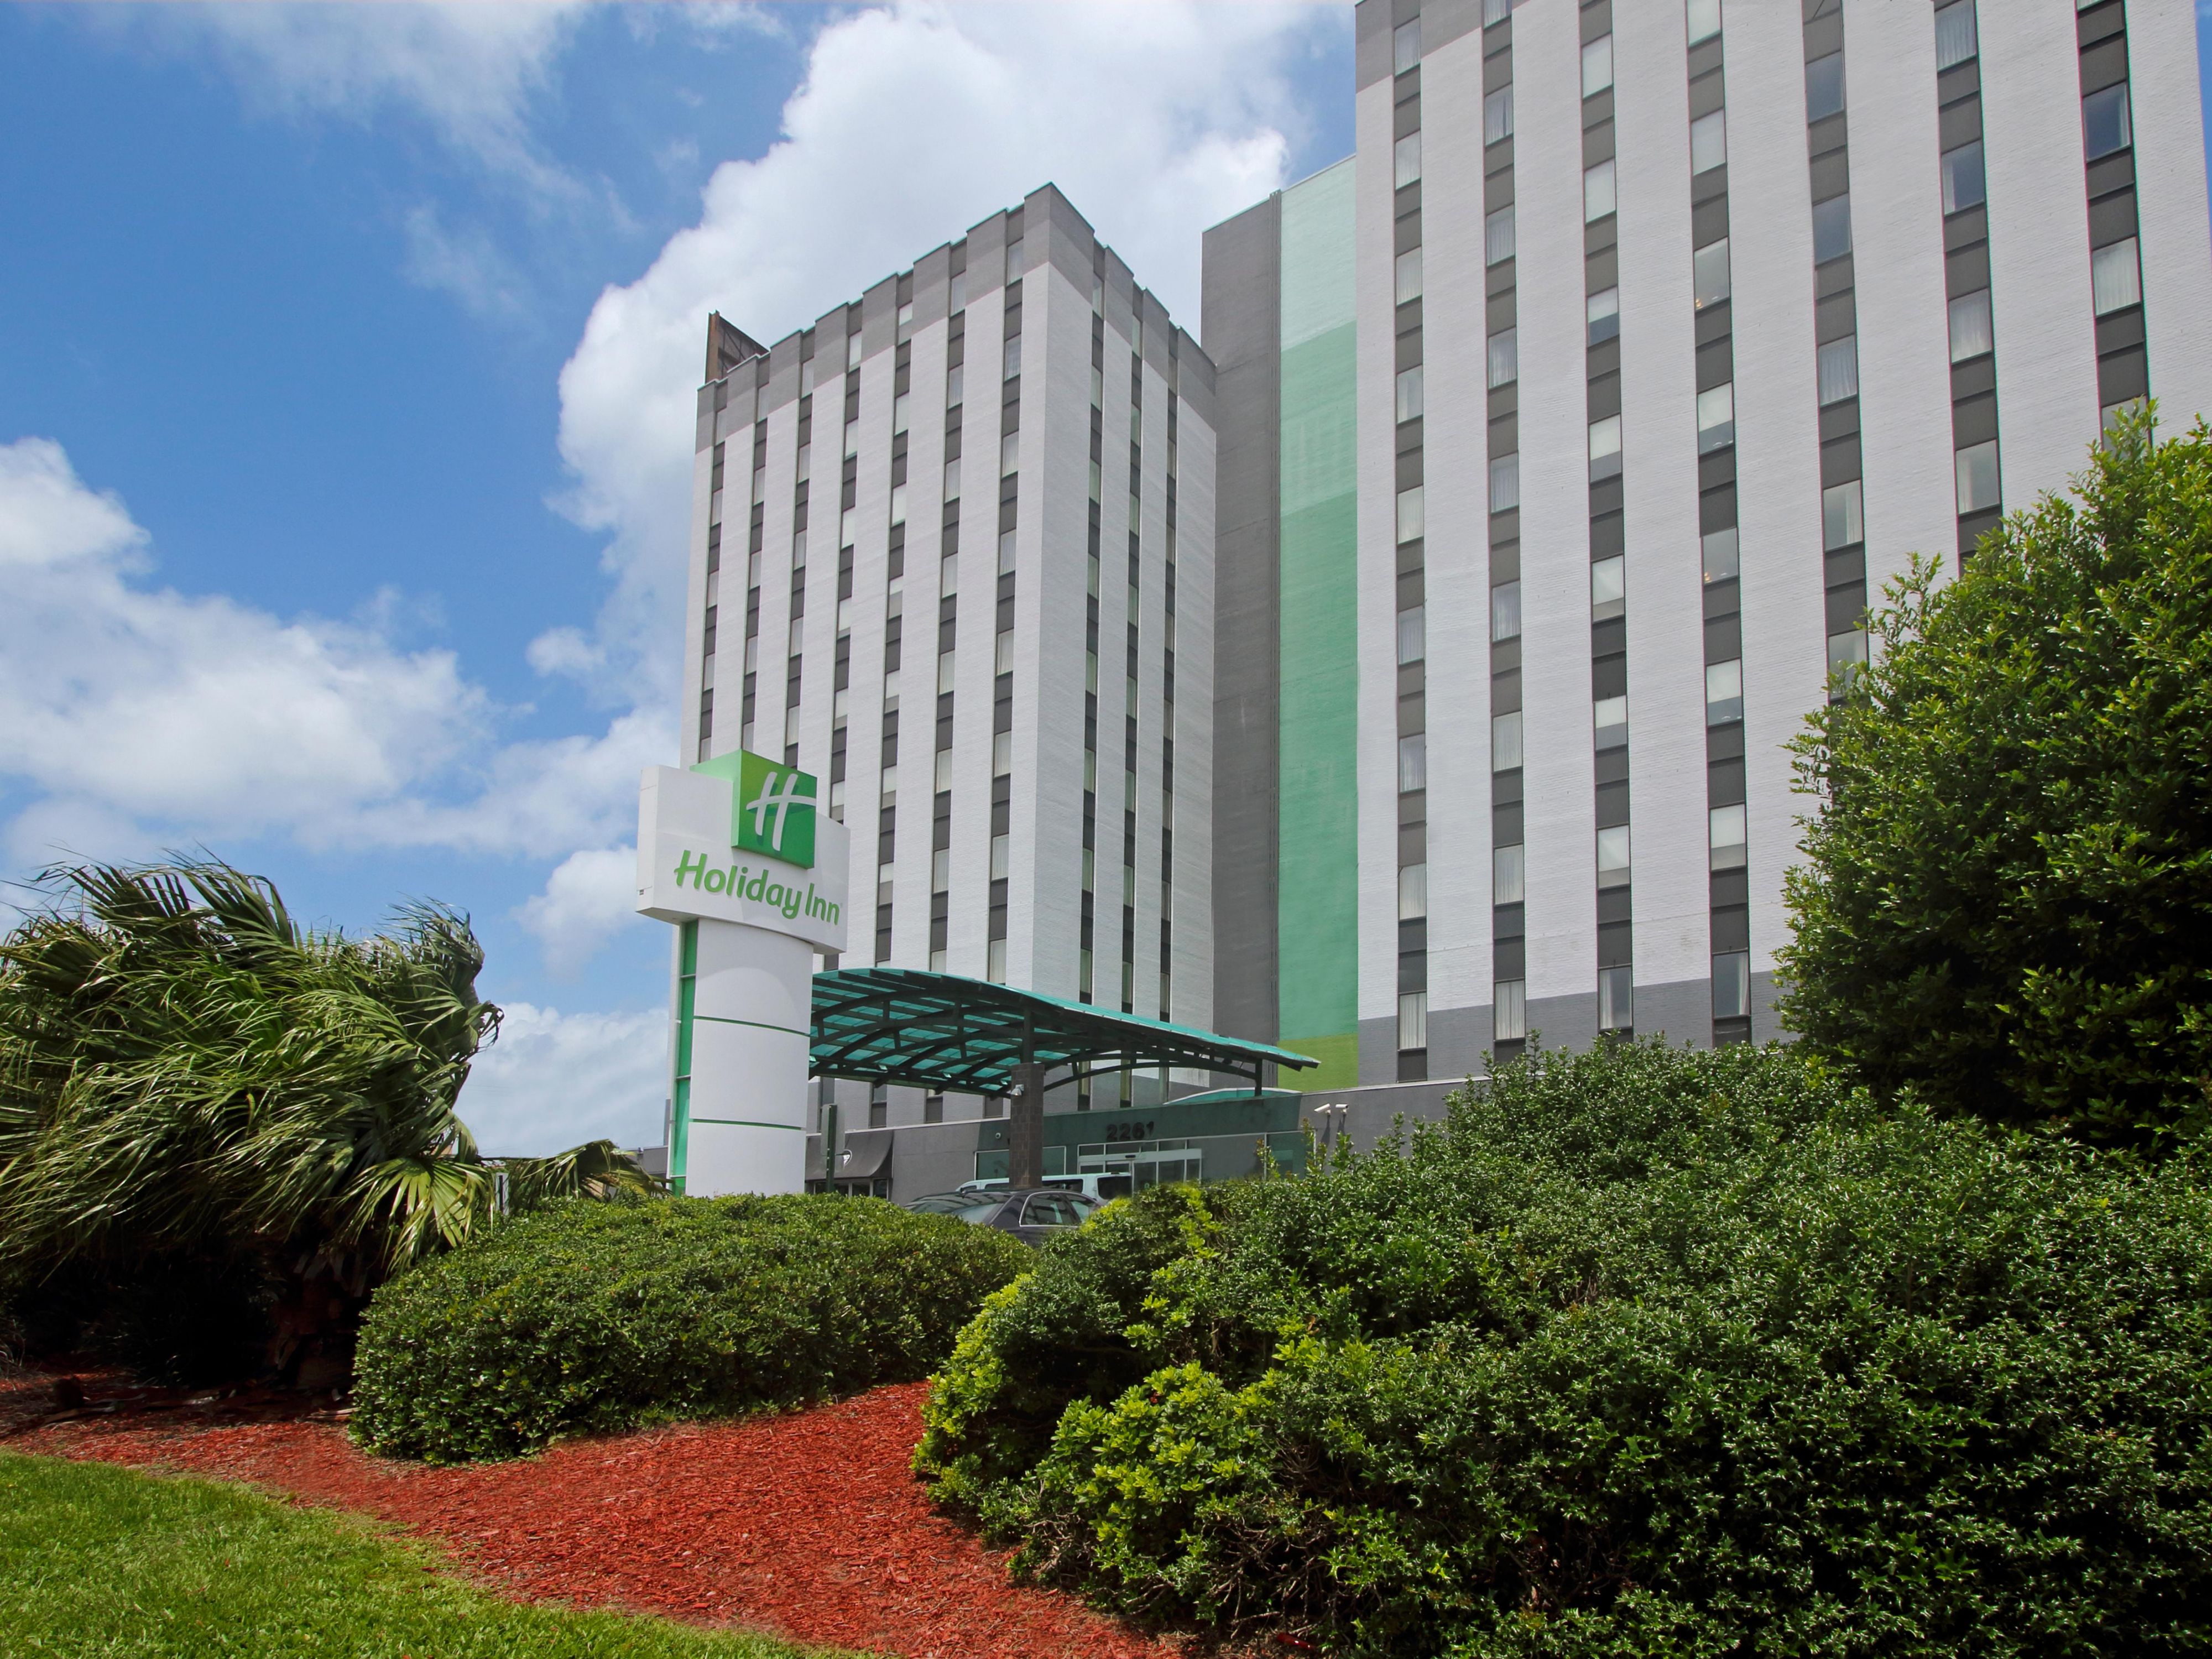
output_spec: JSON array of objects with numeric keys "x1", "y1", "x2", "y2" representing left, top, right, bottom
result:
[{"x1": 809, "y1": 968, "x2": 1316, "y2": 1097}]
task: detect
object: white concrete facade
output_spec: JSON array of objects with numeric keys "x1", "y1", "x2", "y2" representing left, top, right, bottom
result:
[
  {"x1": 1331, "y1": 0, "x2": 2212, "y2": 1064},
  {"x1": 684, "y1": 186, "x2": 1216, "y2": 1132}
]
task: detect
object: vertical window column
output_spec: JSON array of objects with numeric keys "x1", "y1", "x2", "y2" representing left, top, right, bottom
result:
[
  {"x1": 782, "y1": 336, "x2": 817, "y2": 765},
  {"x1": 1081, "y1": 294, "x2": 1104, "y2": 1006},
  {"x1": 701, "y1": 430, "x2": 726, "y2": 760},
  {"x1": 1933, "y1": 1, "x2": 2001, "y2": 561},
  {"x1": 1481, "y1": 0, "x2": 1525, "y2": 1063},
  {"x1": 1391, "y1": 7, "x2": 1430, "y2": 1081},
  {"x1": 1121, "y1": 329, "x2": 1142, "y2": 1015},
  {"x1": 988, "y1": 263, "x2": 1022, "y2": 985},
  {"x1": 2077, "y1": 0, "x2": 2146, "y2": 433},
  {"x1": 1583, "y1": 0, "x2": 1632, "y2": 1039},
  {"x1": 1160, "y1": 340, "x2": 1180, "y2": 1022},
  {"x1": 1684, "y1": 0, "x2": 1748, "y2": 1044}
]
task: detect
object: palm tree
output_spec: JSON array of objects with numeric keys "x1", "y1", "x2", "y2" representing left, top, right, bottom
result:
[{"x1": 0, "y1": 859, "x2": 653, "y2": 1383}]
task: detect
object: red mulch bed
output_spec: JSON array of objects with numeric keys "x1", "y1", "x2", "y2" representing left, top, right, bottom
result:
[{"x1": 2, "y1": 1371, "x2": 1185, "y2": 1659}]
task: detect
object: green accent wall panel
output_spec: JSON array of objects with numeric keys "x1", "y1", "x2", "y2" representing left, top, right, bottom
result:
[{"x1": 1276, "y1": 160, "x2": 1360, "y2": 1090}]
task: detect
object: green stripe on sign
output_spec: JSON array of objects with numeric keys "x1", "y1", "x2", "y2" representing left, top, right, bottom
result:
[
  {"x1": 691, "y1": 1014, "x2": 808, "y2": 1037},
  {"x1": 689, "y1": 1118, "x2": 808, "y2": 1131}
]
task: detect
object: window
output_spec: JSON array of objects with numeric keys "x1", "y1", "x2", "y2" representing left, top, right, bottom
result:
[
  {"x1": 896, "y1": 300, "x2": 914, "y2": 342},
  {"x1": 839, "y1": 507, "x2": 857, "y2": 547},
  {"x1": 1589, "y1": 414, "x2": 1623, "y2": 479},
  {"x1": 2082, "y1": 82, "x2": 2132, "y2": 160},
  {"x1": 940, "y1": 552, "x2": 958, "y2": 595},
  {"x1": 948, "y1": 272, "x2": 966, "y2": 314},
  {"x1": 1696, "y1": 383, "x2": 1734, "y2": 452},
  {"x1": 1588, "y1": 286, "x2": 1621, "y2": 345},
  {"x1": 1597, "y1": 825, "x2": 1631, "y2": 888},
  {"x1": 889, "y1": 483, "x2": 908, "y2": 524},
  {"x1": 1394, "y1": 17, "x2": 1420, "y2": 74},
  {"x1": 1487, "y1": 328, "x2": 1519, "y2": 388},
  {"x1": 2092, "y1": 238, "x2": 2142, "y2": 315},
  {"x1": 1400, "y1": 862, "x2": 1428, "y2": 920},
  {"x1": 1955, "y1": 439, "x2": 2001, "y2": 513},
  {"x1": 1000, "y1": 432, "x2": 1019, "y2": 475},
  {"x1": 1709, "y1": 804, "x2": 1747, "y2": 869},
  {"x1": 1494, "y1": 978, "x2": 1527, "y2": 1042},
  {"x1": 1485, "y1": 86, "x2": 1514, "y2": 145},
  {"x1": 1827, "y1": 628, "x2": 1869, "y2": 690},
  {"x1": 1492, "y1": 711, "x2": 1523, "y2": 771},
  {"x1": 1398, "y1": 992, "x2": 1428, "y2": 1052},
  {"x1": 993, "y1": 731, "x2": 1012, "y2": 775},
  {"x1": 1805, "y1": 52, "x2": 1845, "y2": 122},
  {"x1": 1494, "y1": 844, "x2": 1525, "y2": 904},
  {"x1": 1934, "y1": 1, "x2": 1977, "y2": 70},
  {"x1": 994, "y1": 629, "x2": 1014, "y2": 674},
  {"x1": 1591, "y1": 555, "x2": 1625, "y2": 620},
  {"x1": 1703, "y1": 526, "x2": 1740, "y2": 583},
  {"x1": 1489, "y1": 453, "x2": 1520, "y2": 513},
  {"x1": 1941, "y1": 140, "x2": 1985, "y2": 214},
  {"x1": 1594, "y1": 696, "x2": 1629, "y2": 750},
  {"x1": 1398, "y1": 734, "x2": 1427, "y2": 794},
  {"x1": 893, "y1": 393, "x2": 910, "y2": 434},
  {"x1": 946, "y1": 364, "x2": 964, "y2": 408},
  {"x1": 1395, "y1": 131, "x2": 1422, "y2": 189},
  {"x1": 943, "y1": 457, "x2": 962, "y2": 501},
  {"x1": 987, "y1": 940, "x2": 1007, "y2": 983},
  {"x1": 847, "y1": 331, "x2": 864, "y2": 371},
  {"x1": 1823, "y1": 480, "x2": 1864, "y2": 549},
  {"x1": 990, "y1": 833, "x2": 1010, "y2": 880},
  {"x1": 1817, "y1": 336, "x2": 1859, "y2": 405},
  {"x1": 1399, "y1": 603, "x2": 1428, "y2": 663},
  {"x1": 1813, "y1": 195, "x2": 1853, "y2": 262},
  {"x1": 1485, "y1": 206, "x2": 1516, "y2": 266},
  {"x1": 1583, "y1": 34, "x2": 1614, "y2": 97},
  {"x1": 1598, "y1": 967, "x2": 1633, "y2": 1032},
  {"x1": 1584, "y1": 159, "x2": 1617, "y2": 221},
  {"x1": 1396, "y1": 486, "x2": 1425, "y2": 544},
  {"x1": 1948, "y1": 290, "x2": 1995, "y2": 361},
  {"x1": 1706, "y1": 658, "x2": 1744, "y2": 724},
  {"x1": 1483, "y1": 0, "x2": 1512, "y2": 21},
  {"x1": 1712, "y1": 952, "x2": 1751, "y2": 1020},
  {"x1": 1686, "y1": 0, "x2": 1721, "y2": 46},
  {"x1": 1004, "y1": 238, "x2": 1024, "y2": 283},
  {"x1": 1395, "y1": 247, "x2": 1423, "y2": 304},
  {"x1": 1690, "y1": 109, "x2": 1727, "y2": 174},
  {"x1": 1396, "y1": 365, "x2": 1425, "y2": 423},
  {"x1": 1490, "y1": 581, "x2": 1521, "y2": 642},
  {"x1": 844, "y1": 419, "x2": 860, "y2": 458},
  {"x1": 1694, "y1": 238, "x2": 1731, "y2": 309}
]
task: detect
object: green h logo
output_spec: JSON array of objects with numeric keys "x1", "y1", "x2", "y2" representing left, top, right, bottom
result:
[{"x1": 735, "y1": 752, "x2": 817, "y2": 867}]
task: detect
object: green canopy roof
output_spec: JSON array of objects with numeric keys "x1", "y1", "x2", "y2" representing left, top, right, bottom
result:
[{"x1": 809, "y1": 968, "x2": 1317, "y2": 1095}]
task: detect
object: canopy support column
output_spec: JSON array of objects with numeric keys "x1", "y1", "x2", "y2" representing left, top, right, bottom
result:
[{"x1": 1009, "y1": 1011, "x2": 1045, "y2": 1189}]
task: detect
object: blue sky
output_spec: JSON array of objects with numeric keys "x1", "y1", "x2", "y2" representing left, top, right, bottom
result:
[{"x1": 0, "y1": 2, "x2": 1357, "y2": 1153}]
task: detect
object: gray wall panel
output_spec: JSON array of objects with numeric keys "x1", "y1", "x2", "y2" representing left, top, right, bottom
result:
[{"x1": 1203, "y1": 194, "x2": 1284, "y2": 1047}]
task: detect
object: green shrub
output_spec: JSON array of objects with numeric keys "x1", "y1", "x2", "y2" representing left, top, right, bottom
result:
[
  {"x1": 353, "y1": 1193, "x2": 1030, "y2": 1462},
  {"x1": 915, "y1": 1041, "x2": 2212, "y2": 1656}
]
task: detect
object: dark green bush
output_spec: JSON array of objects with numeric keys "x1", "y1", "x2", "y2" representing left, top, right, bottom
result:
[
  {"x1": 916, "y1": 1041, "x2": 2212, "y2": 1656},
  {"x1": 353, "y1": 1193, "x2": 1030, "y2": 1462}
]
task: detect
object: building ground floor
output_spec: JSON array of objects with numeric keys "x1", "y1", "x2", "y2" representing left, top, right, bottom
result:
[{"x1": 800, "y1": 1074, "x2": 1469, "y2": 1206}]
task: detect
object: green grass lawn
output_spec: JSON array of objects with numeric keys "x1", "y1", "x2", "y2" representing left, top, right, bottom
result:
[{"x1": 0, "y1": 1451, "x2": 850, "y2": 1658}]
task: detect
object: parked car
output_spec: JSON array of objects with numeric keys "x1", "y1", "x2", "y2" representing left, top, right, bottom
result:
[
  {"x1": 957, "y1": 1172, "x2": 1131, "y2": 1202},
  {"x1": 904, "y1": 1187, "x2": 1100, "y2": 1246}
]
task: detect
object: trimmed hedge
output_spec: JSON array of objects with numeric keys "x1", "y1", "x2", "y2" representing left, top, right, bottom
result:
[
  {"x1": 353, "y1": 1194, "x2": 1030, "y2": 1462},
  {"x1": 915, "y1": 1041, "x2": 2212, "y2": 1656}
]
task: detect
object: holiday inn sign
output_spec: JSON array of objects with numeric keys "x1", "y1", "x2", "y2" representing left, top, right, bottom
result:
[{"x1": 637, "y1": 750, "x2": 848, "y2": 951}]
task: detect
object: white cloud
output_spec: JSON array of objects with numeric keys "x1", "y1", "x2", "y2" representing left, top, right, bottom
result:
[
  {"x1": 517, "y1": 844, "x2": 645, "y2": 975},
  {"x1": 401, "y1": 202, "x2": 528, "y2": 317},
  {"x1": 552, "y1": 0, "x2": 1331, "y2": 698},
  {"x1": 457, "y1": 1000, "x2": 669, "y2": 1156},
  {"x1": 0, "y1": 437, "x2": 659, "y2": 869},
  {"x1": 138, "y1": 2, "x2": 592, "y2": 192}
]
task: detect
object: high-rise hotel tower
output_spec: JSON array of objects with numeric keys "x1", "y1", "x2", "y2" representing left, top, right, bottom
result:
[
  {"x1": 685, "y1": 187, "x2": 1217, "y2": 1135},
  {"x1": 1206, "y1": 0, "x2": 2212, "y2": 1089}
]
